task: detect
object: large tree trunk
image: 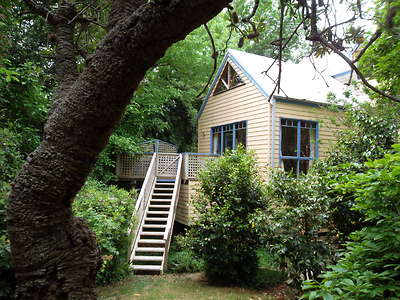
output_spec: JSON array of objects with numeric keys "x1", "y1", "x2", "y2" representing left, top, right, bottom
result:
[{"x1": 7, "y1": 1, "x2": 231, "y2": 299}]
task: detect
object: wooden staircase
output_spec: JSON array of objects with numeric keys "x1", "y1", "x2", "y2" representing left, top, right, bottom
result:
[
  {"x1": 129, "y1": 153, "x2": 182, "y2": 274},
  {"x1": 132, "y1": 179, "x2": 175, "y2": 273}
]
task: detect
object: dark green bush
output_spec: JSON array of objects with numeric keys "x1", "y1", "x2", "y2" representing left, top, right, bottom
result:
[
  {"x1": 0, "y1": 182, "x2": 15, "y2": 300},
  {"x1": 73, "y1": 179, "x2": 136, "y2": 285},
  {"x1": 0, "y1": 128, "x2": 24, "y2": 299},
  {"x1": 186, "y1": 146, "x2": 266, "y2": 285},
  {"x1": 259, "y1": 169, "x2": 336, "y2": 287},
  {"x1": 320, "y1": 101, "x2": 400, "y2": 239},
  {"x1": 302, "y1": 145, "x2": 400, "y2": 299},
  {"x1": 167, "y1": 234, "x2": 204, "y2": 273}
]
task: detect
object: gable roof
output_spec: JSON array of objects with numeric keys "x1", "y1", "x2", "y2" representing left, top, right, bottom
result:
[{"x1": 198, "y1": 49, "x2": 361, "y2": 119}]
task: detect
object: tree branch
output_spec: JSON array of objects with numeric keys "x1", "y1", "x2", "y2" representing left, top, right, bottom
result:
[
  {"x1": 21, "y1": 0, "x2": 59, "y2": 24},
  {"x1": 196, "y1": 23, "x2": 218, "y2": 99},
  {"x1": 352, "y1": 29, "x2": 382, "y2": 63},
  {"x1": 313, "y1": 35, "x2": 400, "y2": 103},
  {"x1": 68, "y1": 0, "x2": 97, "y2": 24}
]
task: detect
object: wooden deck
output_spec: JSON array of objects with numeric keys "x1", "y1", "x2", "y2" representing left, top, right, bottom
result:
[{"x1": 116, "y1": 152, "x2": 218, "y2": 181}]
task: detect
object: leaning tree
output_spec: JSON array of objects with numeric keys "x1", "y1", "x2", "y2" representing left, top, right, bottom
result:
[
  {"x1": 6, "y1": 0, "x2": 399, "y2": 298},
  {"x1": 6, "y1": 0, "x2": 231, "y2": 298}
]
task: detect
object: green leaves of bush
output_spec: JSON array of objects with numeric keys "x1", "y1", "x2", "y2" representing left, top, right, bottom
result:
[
  {"x1": 186, "y1": 147, "x2": 266, "y2": 285},
  {"x1": 259, "y1": 170, "x2": 336, "y2": 287},
  {"x1": 302, "y1": 145, "x2": 400, "y2": 299},
  {"x1": 73, "y1": 179, "x2": 136, "y2": 285}
]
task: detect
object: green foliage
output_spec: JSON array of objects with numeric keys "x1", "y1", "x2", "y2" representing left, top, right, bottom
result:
[
  {"x1": 167, "y1": 234, "x2": 204, "y2": 274},
  {"x1": 302, "y1": 145, "x2": 400, "y2": 300},
  {"x1": 259, "y1": 169, "x2": 336, "y2": 287},
  {"x1": 73, "y1": 179, "x2": 136, "y2": 285},
  {"x1": 0, "y1": 128, "x2": 23, "y2": 299},
  {"x1": 186, "y1": 146, "x2": 266, "y2": 285},
  {"x1": 0, "y1": 183, "x2": 15, "y2": 300},
  {"x1": 327, "y1": 101, "x2": 400, "y2": 166},
  {"x1": 235, "y1": 0, "x2": 308, "y2": 61},
  {"x1": 0, "y1": 59, "x2": 49, "y2": 156},
  {"x1": 358, "y1": 0, "x2": 400, "y2": 96},
  {"x1": 314, "y1": 101, "x2": 400, "y2": 239}
]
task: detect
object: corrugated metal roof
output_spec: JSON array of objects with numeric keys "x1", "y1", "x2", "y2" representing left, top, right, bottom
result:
[{"x1": 228, "y1": 49, "x2": 350, "y2": 104}]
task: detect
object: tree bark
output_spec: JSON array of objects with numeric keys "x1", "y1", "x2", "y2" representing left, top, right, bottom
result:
[{"x1": 7, "y1": 0, "x2": 231, "y2": 299}]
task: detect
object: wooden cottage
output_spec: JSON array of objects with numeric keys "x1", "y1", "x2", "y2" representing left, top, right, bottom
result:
[
  {"x1": 117, "y1": 50, "x2": 354, "y2": 274},
  {"x1": 197, "y1": 49, "x2": 352, "y2": 173}
]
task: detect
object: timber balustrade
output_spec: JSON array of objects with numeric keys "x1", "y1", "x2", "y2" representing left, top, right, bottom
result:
[
  {"x1": 117, "y1": 152, "x2": 218, "y2": 181},
  {"x1": 161, "y1": 154, "x2": 183, "y2": 272},
  {"x1": 128, "y1": 152, "x2": 157, "y2": 261}
]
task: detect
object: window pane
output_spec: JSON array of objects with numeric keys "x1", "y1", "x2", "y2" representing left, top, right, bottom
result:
[
  {"x1": 282, "y1": 125, "x2": 297, "y2": 156},
  {"x1": 299, "y1": 160, "x2": 310, "y2": 173},
  {"x1": 282, "y1": 159, "x2": 297, "y2": 174},
  {"x1": 212, "y1": 132, "x2": 221, "y2": 154},
  {"x1": 223, "y1": 131, "x2": 233, "y2": 152},
  {"x1": 300, "y1": 128, "x2": 317, "y2": 158},
  {"x1": 235, "y1": 128, "x2": 246, "y2": 148},
  {"x1": 300, "y1": 128, "x2": 310, "y2": 157}
]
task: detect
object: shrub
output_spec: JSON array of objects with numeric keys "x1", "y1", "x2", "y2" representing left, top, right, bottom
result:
[
  {"x1": 319, "y1": 101, "x2": 400, "y2": 240},
  {"x1": 186, "y1": 146, "x2": 266, "y2": 286},
  {"x1": 259, "y1": 169, "x2": 336, "y2": 287},
  {"x1": 0, "y1": 182, "x2": 15, "y2": 300},
  {"x1": 0, "y1": 128, "x2": 23, "y2": 299},
  {"x1": 167, "y1": 234, "x2": 204, "y2": 273},
  {"x1": 302, "y1": 145, "x2": 400, "y2": 299},
  {"x1": 73, "y1": 179, "x2": 136, "y2": 285}
]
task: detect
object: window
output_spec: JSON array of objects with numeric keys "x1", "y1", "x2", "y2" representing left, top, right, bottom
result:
[
  {"x1": 280, "y1": 118, "x2": 318, "y2": 174},
  {"x1": 211, "y1": 121, "x2": 247, "y2": 154},
  {"x1": 213, "y1": 63, "x2": 244, "y2": 94}
]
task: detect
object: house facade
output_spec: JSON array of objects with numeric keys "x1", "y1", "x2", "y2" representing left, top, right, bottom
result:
[{"x1": 197, "y1": 49, "x2": 346, "y2": 174}]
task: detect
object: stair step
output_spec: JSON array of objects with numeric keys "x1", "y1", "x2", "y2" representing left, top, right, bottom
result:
[
  {"x1": 155, "y1": 182, "x2": 175, "y2": 185},
  {"x1": 153, "y1": 187, "x2": 174, "y2": 191},
  {"x1": 152, "y1": 193, "x2": 173, "y2": 197},
  {"x1": 136, "y1": 247, "x2": 165, "y2": 252},
  {"x1": 141, "y1": 231, "x2": 164, "y2": 236},
  {"x1": 150, "y1": 199, "x2": 172, "y2": 202},
  {"x1": 134, "y1": 256, "x2": 163, "y2": 261},
  {"x1": 142, "y1": 224, "x2": 166, "y2": 228},
  {"x1": 149, "y1": 205, "x2": 171, "y2": 209},
  {"x1": 147, "y1": 211, "x2": 169, "y2": 215},
  {"x1": 133, "y1": 265, "x2": 162, "y2": 271},
  {"x1": 145, "y1": 217, "x2": 168, "y2": 221},
  {"x1": 139, "y1": 239, "x2": 165, "y2": 244}
]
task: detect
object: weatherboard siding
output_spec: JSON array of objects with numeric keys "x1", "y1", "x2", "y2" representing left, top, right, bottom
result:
[
  {"x1": 197, "y1": 58, "x2": 272, "y2": 171},
  {"x1": 176, "y1": 181, "x2": 198, "y2": 225}
]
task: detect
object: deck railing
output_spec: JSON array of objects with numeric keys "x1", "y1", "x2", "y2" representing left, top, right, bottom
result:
[
  {"x1": 117, "y1": 152, "x2": 218, "y2": 181},
  {"x1": 128, "y1": 153, "x2": 157, "y2": 261},
  {"x1": 161, "y1": 154, "x2": 183, "y2": 272},
  {"x1": 182, "y1": 153, "x2": 218, "y2": 180}
]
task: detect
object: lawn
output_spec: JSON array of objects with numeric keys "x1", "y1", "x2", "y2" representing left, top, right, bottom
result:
[{"x1": 97, "y1": 273, "x2": 289, "y2": 300}]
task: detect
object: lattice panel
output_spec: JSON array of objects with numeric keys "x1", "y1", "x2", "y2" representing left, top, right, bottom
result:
[
  {"x1": 158, "y1": 141, "x2": 178, "y2": 153},
  {"x1": 157, "y1": 154, "x2": 179, "y2": 177},
  {"x1": 116, "y1": 154, "x2": 152, "y2": 179},
  {"x1": 140, "y1": 142, "x2": 155, "y2": 153},
  {"x1": 184, "y1": 154, "x2": 217, "y2": 179}
]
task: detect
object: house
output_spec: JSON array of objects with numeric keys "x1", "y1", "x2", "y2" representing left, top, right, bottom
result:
[
  {"x1": 116, "y1": 49, "x2": 354, "y2": 274},
  {"x1": 197, "y1": 49, "x2": 351, "y2": 174}
]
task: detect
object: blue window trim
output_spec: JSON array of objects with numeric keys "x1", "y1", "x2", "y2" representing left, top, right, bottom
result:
[
  {"x1": 209, "y1": 120, "x2": 248, "y2": 154},
  {"x1": 279, "y1": 117, "x2": 319, "y2": 174}
]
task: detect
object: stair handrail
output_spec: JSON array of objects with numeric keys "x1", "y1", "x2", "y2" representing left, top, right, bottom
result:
[
  {"x1": 161, "y1": 153, "x2": 183, "y2": 272},
  {"x1": 128, "y1": 152, "x2": 157, "y2": 261}
]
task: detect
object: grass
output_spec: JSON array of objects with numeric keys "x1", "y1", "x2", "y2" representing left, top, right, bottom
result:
[{"x1": 97, "y1": 273, "x2": 283, "y2": 300}]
